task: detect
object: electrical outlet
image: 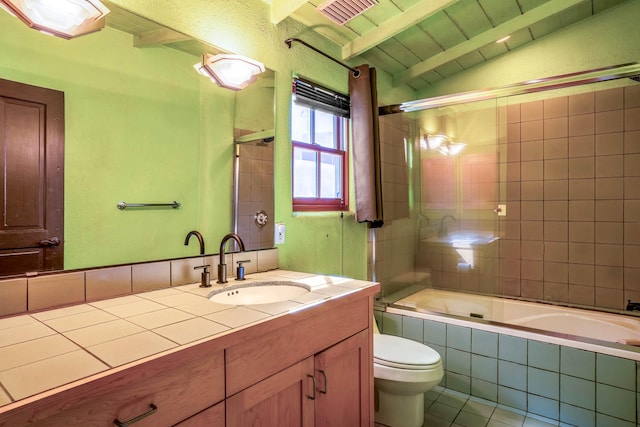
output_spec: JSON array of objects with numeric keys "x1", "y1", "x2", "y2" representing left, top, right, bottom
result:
[
  {"x1": 497, "y1": 204, "x2": 507, "y2": 216},
  {"x1": 275, "y1": 223, "x2": 285, "y2": 244}
]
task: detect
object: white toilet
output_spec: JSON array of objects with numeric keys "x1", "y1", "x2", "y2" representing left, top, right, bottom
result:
[{"x1": 373, "y1": 321, "x2": 444, "y2": 427}]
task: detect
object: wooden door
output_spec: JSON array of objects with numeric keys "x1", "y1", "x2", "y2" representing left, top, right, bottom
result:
[
  {"x1": 315, "y1": 330, "x2": 370, "y2": 427},
  {"x1": 226, "y1": 357, "x2": 315, "y2": 427},
  {"x1": 0, "y1": 78, "x2": 64, "y2": 275}
]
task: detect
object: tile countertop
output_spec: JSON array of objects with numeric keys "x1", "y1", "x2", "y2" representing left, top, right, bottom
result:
[{"x1": 0, "y1": 270, "x2": 379, "y2": 408}]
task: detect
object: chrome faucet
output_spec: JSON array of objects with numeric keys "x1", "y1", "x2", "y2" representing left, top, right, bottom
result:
[
  {"x1": 217, "y1": 233, "x2": 245, "y2": 284},
  {"x1": 438, "y1": 215, "x2": 456, "y2": 237},
  {"x1": 184, "y1": 230, "x2": 205, "y2": 255}
]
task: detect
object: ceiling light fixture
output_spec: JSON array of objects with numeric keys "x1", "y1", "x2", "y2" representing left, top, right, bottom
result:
[
  {"x1": 421, "y1": 133, "x2": 466, "y2": 156},
  {"x1": 425, "y1": 134, "x2": 447, "y2": 150},
  {"x1": 496, "y1": 35, "x2": 511, "y2": 43},
  {"x1": 0, "y1": 0, "x2": 110, "y2": 39},
  {"x1": 438, "y1": 142, "x2": 466, "y2": 156},
  {"x1": 194, "y1": 53, "x2": 265, "y2": 91}
]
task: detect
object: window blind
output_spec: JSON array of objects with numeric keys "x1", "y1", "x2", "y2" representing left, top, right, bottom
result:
[{"x1": 292, "y1": 78, "x2": 350, "y2": 118}]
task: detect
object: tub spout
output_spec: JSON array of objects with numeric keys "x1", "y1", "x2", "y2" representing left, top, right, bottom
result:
[
  {"x1": 184, "y1": 230, "x2": 205, "y2": 255},
  {"x1": 626, "y1": 300, "x2": 640, "y2": 311},
  {"x1": 438, "y1": 215, "x2": 456, "y2": 237},
  {"x1": 217, "y1": 233, "x2": 245, "y2": 284}
]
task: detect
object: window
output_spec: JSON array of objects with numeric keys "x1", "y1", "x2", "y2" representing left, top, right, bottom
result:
[{"x1": 291, "y1": 78, "x2": 349, "y2": 211}]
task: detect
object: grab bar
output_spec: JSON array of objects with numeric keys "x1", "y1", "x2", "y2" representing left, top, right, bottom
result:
[{"x1": 117, "y1": 201, "x2": 181, "y2": 210}]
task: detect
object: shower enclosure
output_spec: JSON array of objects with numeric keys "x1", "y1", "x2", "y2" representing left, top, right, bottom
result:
[{"x1": 372, "y1": 62, "x2": 640, "y2": 315}]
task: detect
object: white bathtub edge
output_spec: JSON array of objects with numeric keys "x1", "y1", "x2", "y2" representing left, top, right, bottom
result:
[{"x1": 386, "y1": 306, "x2": 640, "y2": 362}]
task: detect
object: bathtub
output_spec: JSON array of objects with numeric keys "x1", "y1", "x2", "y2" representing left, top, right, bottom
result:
[
  {"x1": 382, "y1": 288, "x2": 640, "y2": 424},
  {"x1": 389, "y1": 287, "x2": 640, "y2": 361}
]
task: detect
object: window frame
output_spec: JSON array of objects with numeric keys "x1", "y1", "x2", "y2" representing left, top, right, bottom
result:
[{"x1": 291, "y1": 103, "x2": 349, "y2": 212}]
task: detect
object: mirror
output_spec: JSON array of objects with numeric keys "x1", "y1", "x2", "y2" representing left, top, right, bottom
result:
[
  {"x1": 0, "y1": 2, "x2": 275, "y2": 277},
  {"x1": 233, "y1": 77, "x2": 276, "y2": 251}
]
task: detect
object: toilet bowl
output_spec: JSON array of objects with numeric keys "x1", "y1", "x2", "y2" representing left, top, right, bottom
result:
[{"x1": 373, "y1": 332, "x2": 443, "y2": 427}]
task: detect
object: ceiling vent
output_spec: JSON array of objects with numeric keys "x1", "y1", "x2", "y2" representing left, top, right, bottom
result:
[{"x1": 316, "y1": 0, "x2": 378, "y2": 25}]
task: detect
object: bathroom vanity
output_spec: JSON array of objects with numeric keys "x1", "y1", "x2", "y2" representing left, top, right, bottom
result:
[{"x1": 0, "y1": 271, "x2": 379, "y2": 426}]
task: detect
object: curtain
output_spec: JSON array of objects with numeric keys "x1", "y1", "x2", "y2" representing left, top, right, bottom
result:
[{"x1": 349, "y1": 64, "x2": 383, "y2": 227}]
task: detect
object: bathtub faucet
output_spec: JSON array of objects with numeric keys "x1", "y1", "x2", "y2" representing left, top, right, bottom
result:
[
  {"x1": 626, "y1": 300, "x2": 640, "y2": 311},
  {"x1": 438, "y1": 215, "x2": 456, "y2": 237}
]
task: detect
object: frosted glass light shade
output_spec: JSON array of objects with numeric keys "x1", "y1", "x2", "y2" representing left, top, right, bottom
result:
[
  {"x1": 0, "y1": 0, "x2": 109, "y2": 39},
  {"x1": 427, "y1": 134, "x2": 447, "y2": 150},
  {"x1": 437, "y1": 142, "x2": 466, "y2": 156},
  {"x1": 195, "y1": 53, "x2": 265, "y2": 91}
]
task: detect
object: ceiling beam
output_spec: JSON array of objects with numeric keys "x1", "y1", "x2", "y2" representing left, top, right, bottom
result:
[
  {"x1": 271, "y1": 0, "x2": 308, "y2": 24},
  {"x1": 134, "y1": 28, "x2": 191, "y2": 48},
  {"x1": 342, "y1": 0, "x2": 459, "y2": 60},
  {"x1": 392, "y1": 0, "x2": 584, "y2": 86}
]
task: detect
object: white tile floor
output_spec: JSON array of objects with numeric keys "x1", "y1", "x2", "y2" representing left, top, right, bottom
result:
[{"x1": 376, "y1": 387, "x2": 561, "y2": 427}]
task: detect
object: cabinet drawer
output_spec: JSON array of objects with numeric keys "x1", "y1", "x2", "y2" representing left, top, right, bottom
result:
[
  {"x1": 1, "y1": 345, "x2": 224, "y2": 427},
  {"x1": 226, "y1": 296, "x2": 369, "y2": 395}
]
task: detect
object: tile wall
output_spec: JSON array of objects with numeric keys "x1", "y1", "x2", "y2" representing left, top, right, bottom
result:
[
  {"x1": 379, "y1": 113, "x2": 411, "y2": 221},
  {"x1": 0, "y1": 248, "x2": 279, "y2": 317},
  {"x1": 377, "y1": 310, "x2": 639, "y2": 427},
  {"x1": 416, "y1": 83, "x2": 640, "y2": 312},
  {"x1": 500, "y1": 84, "x2": 640, "y2": 310},
  {"x1": 237, "y1": 141, "x2": 274, "y2": 251},
  {"x1": 371, "y1": 114, "x2": 421, "y2": 297}
]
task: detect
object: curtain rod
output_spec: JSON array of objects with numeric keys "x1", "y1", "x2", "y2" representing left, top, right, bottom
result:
[
  {"x1": 379, "y1": 62, "x2": 640, "y2": 115},
  {"x1": 285, "y1": 38, "x2": 360, "y2": 78}
]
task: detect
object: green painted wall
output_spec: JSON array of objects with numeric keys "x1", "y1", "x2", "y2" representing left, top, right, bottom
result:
[
  {"x1": 0, "y1": 11, "x2": 235, "y2": 269},
  {"x1": 0, "y1": 0, "x2": 413, "y2": 278},
  {"x1": 105, "y1": 0, "x2": 415, "y2": 280}
]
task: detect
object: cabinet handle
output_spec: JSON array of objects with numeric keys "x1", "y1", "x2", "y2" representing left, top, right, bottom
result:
[
  {"x1": 307, "y1": 374, "x2": 316, "y2": 400},
  {"x1": 318, "y1": 370, "x2": 328, "y2": 394},
  {"x1": 114, "y1": 403, "x2": 158, "y2": 426}
]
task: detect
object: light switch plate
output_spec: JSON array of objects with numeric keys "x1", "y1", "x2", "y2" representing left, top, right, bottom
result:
[{"x1": 275, "y1": 223, "x2": 285, "y2": 244}]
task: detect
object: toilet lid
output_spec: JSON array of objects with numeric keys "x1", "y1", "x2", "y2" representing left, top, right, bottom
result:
[{"x1": 373, "y1": 334, "x2": 441, "y2": 369}]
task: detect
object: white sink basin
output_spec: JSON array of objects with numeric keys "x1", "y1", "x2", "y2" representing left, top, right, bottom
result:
[{"x1": 208, "y1": 281, "x2": 311, "y2": 305}]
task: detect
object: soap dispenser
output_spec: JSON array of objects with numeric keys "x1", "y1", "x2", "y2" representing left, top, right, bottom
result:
[
  {"x1": 236, "y1": 260, "x2": 250, "y2": 281},
  {"x1": 194, "y1": 264, "x2": 211, "y2": 287}
]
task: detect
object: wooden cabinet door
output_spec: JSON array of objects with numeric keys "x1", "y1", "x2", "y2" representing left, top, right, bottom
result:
[
  {"x1": 173, "y1": 402, "x2": 224, "y2": 427},
  {"x1": 314, "y1": 330, "x2": 371, "y2": 427},
  {"x1": 226, "y1": 357, "x2": 315, "y2": 427}
]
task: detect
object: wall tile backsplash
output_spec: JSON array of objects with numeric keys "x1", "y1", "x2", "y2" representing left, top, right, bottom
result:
[{"x1": 0, "y1": 248, "x2": 279, "y2": 316}]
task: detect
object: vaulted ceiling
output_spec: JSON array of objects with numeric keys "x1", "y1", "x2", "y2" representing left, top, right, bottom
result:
[{"x1": 271, "y1": 0, "x2": 630, "y2": 91}]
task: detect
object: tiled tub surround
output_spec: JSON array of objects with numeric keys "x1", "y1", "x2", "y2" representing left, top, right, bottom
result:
[
  {"x1": 499, "y1": 84, "x2": 640, "y2": 310},
  {"x1": 417, "y1": 84, "x2": 640, "y2": 313},
  {"x1": 377, "y1": 306, "x2": 640, "y2": 427},
  {"x1": 0, "y1": 269, "x2": 377, "y2": 409},
  {"x1": 0, "y1": 248, "x2": 279, "y2": 317}
]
